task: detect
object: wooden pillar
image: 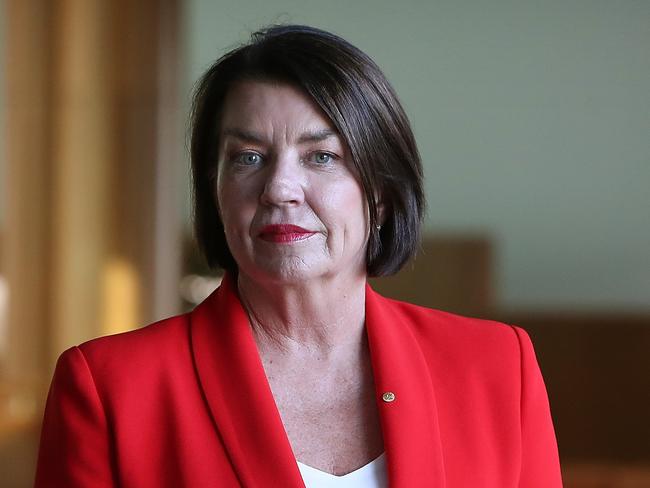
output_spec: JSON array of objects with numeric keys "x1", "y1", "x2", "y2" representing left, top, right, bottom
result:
[
  {"x1": 49, "y1": 0, "x2": 116, "y2": 359},
  {"x1": 1, "y1": 0, "x2": 182, "y2": 484},
  {"x1": 3, "y1": 0, "x2": 54, "y2": 408},
  {"x1": 4, "y1": 0, "x2": 182, "y2": 372},
  {"x1": 2, "y1": 2, "x2": 57, "y2": 486}
]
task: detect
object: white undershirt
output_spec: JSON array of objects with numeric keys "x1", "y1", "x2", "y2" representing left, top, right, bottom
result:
[{"x1": 297, "y1": 453, "x2": 388, "y2": 488}]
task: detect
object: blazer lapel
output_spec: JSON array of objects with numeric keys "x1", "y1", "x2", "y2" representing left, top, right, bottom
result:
[
  {"x1": 189, "y1": 274, "x2": 305, "y2": 487},
  {"x1": 365, "y1": 286, "x2": 447, "y2": 487},
  {"x1": 189, "y1": 276, "x2": 445, "y2": 487}
]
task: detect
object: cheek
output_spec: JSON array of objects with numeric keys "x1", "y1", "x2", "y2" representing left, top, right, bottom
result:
[
  {"x1": 324, "y1": 182, "x2": 368, "y2": 231},
  {"x1": 341, "y1": 182, "x2": 367, "y2": 218},
  {"x1": 215, "y1": 181, "x2": 238, "y2": 229},
  {"x1": 217, "y1": 179, "x2": 256, "y2": 234}
]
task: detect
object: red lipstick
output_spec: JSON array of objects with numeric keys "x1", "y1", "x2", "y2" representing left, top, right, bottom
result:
[{"x1": 259, "y1": 224, "x2": 316, "y2": 243}]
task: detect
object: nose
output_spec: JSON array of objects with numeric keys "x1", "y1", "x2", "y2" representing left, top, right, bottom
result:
[{"x1": 260, "y1": 154, "x2": 305, "y2": 206}]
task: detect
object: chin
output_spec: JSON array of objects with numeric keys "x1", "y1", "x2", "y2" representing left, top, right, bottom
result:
[{"x1": 240, "y1": 256, "x2": 323, "y2": 285}]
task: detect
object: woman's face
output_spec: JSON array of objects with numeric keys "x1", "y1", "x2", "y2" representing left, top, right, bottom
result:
[{"x1": 215, "y1": 81, "x2": 369, "y2": 286}]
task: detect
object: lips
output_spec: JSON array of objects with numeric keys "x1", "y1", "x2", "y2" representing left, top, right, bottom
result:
[{"x1": 258, "y1": 224, "x2": 317, "y2": 243}]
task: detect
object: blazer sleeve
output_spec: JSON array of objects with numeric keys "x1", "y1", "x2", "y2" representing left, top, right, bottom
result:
[
  {"x1": 34, "y1": 347, "x2": 115, "y2": 488},
  {"x1": 513, "y1": 326, "x2": 563, "y2": 487}
]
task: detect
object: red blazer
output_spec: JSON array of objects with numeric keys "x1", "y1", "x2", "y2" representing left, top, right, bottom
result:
[{"x1": 35, "y1": 275, "x2": 562, "y2": 487}]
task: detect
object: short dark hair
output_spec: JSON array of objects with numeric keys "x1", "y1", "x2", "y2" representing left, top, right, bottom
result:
[{"x1": 190, "y1": 24, "x2": 424, "y2": 276}]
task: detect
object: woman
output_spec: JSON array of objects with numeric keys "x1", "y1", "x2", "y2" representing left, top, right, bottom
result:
[{"x1": 35, "y1": 25, "x2": 562, "y2": 487}]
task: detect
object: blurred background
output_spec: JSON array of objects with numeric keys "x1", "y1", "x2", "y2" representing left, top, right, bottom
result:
[{"x1": 1, "y1": 0, "x2": 648, "y2": 486}]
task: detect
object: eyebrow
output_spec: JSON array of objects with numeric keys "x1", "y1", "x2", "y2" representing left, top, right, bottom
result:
[
  {"x1": 221, "y1": 128, "x2": 266, "y2": 144},
  {"x1": 297, "y1": 129, "x2": 339, "y2": 144},
  {"x1": 221, "y1": 128, "x2": 340, "y2": 144}
]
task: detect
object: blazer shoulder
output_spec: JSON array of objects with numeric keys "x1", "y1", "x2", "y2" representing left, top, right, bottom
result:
[
  {"x1": 381, "y1": 294, "x2": 516, "y2": 339},
  {"x1": 72, "y1": 312, "x2": 192, "y2": 373},
  {"x1": 373, "y1": 293, "x2": 524, "y2": 367}
]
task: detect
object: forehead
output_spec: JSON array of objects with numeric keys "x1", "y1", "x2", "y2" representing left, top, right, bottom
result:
[{"x1": 219, "y1": 81, "x2": 338, "y2": 137}]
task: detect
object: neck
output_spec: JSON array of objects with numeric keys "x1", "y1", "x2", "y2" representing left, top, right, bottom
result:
[{"x1": 236, "y1": 271, "x2": 368, "y2": 354}]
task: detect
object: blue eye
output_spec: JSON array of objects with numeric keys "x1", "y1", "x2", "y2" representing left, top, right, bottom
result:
[
  {"x1": 311, "y1": 152, "x2": 333, "y2": 164},
  {"x1": 235, "y1": 152, "x2": 262, "y2": 165}
]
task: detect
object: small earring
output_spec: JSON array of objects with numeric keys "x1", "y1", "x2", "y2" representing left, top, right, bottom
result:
[{"x1": 375, "y1": 224, "x2": 382, "y2": 231}]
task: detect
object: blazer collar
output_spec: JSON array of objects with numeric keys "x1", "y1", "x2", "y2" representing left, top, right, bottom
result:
[
  {"x1": 190, "y1": 274, "x2": 303, "y2": 487},
  {"x1": 190, "y1": 274, "x2": 445, "y2": 487}
]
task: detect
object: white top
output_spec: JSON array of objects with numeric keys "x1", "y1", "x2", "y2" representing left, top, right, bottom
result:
[{"x1": 297, "y1": 453, "x2": 388, "y2": 488}]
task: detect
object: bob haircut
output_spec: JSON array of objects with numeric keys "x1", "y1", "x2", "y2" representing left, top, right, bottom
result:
[{"x1": 190, "y1": 24, "x2": 424, "y2": 277}]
